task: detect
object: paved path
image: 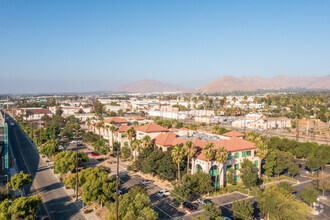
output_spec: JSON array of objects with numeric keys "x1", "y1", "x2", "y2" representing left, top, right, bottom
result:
[{"x1": 7, "y1": 118, "x2": 85, "y2": 220}]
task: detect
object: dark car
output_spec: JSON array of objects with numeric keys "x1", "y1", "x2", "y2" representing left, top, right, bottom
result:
[{"x1": 183, "y1": 202, "x2": 198, "y2": 210}]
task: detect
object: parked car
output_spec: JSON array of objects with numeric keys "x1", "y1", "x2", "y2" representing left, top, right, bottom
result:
[
  {"x1": 91, "y1": 153, "x2": 100, "y2": 156},
  {"x1": 183, "y1": 202, "x2": 198, "y2": 210},
  {"x1": 58, "y1": 145, "x2": 66, "y2": 151},
  {"x1": 197, "y1": 198, "x2": 213, "y2": 205},
  {"x1": 140, "y1": 179, "x2": 153, "y2": 185},
  {"x1": 10, "y1": 122, "x2": 15, "y2": 126},
  {"x1": 71, "y1": 140, "x2": 77, "y2": 143},
  {"x1": 222, "y1": 217, "x2": 232, "y2": 220},
  {"x1": 157, "y1": 189, "x2": 170, "y2": 197}
]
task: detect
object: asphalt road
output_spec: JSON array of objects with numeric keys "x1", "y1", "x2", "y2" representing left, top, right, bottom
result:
[{"x1": 7, "y1": 118, "x2": 85, "y2": 220}]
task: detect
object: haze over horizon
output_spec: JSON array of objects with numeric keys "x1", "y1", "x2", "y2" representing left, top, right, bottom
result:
[{"x1": 1, "y1": 0, "x2": 330, "y2": 93}]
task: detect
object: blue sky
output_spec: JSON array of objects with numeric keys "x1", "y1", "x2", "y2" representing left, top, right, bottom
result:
[{"x1": 1, "y1": 0, "x2": 330, "y2": 93}]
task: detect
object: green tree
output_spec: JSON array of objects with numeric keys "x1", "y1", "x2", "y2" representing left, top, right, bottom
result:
[
  {"x1": 121, "y1": 146, "x2": 131, "y2": 160},
  {"x1": 203, "y1": 203, "x2": 222, "y2": 220},
  {"x1": 184, "y1": 141, "x2": 196, "y2": 174},
  {"x1": 299, "y1": 185, "x2": 319, "y2": 206},
  {"x1": 239, "y1": 159, "x2": 258, "y2": 191},
  {"x1": 203, "y1": 142, "x2": 216, "y2": 174},
  {"x1": 170, "y1": 185, "x2": 190, "y2": 204},
  {"x1": 263, "y1": 152, "x2": 276, "y2": 177},
  {"x1": 305, "y1": 157, "x2": 321, "y2": 172},
  {"x1": 232, "y1": 199, "x2": 254, "y2": 220},
  {"x1": 106, "y1": 186, "x2": 157, "y2": 220},
  {"x1": 257, "y1": 185, "x2": 312, "y2": 220},
  {"x1": 125, "y1": 127, "x2": 136, "y2": 160},
  {"x1": 215, "y1": 147, "x2": 228, "y2": 189},
  {"x1": 0, "y1": 195, "x2": 42, "y2": 220},
  {"x1": 54, "y1": 150, "x2": 89, "y2": 175},
  {"x1": 183, "y1": 171, "x2": 213, "y2": 194},
  {"x1": 256, "y1": 140, "x2": 268, "y2": 178},
  {"x1": 277, "y1": 182, "x2": 296, "y2": 194},
  {"x1": 287, "y1": 162, "x2": 299, "y2": 177},
  {"x1": 318, "y1": 172, "x2": 330, "y2": 197},
  {"x1": 172, "y1": 144, "x2": 186, "y2": 182},
  {"x1": 39, "y1": 140, "x2": 59, "y2": 157},
  {"x1": 7, "y1": 171, "x2": 33, "y2": 197},
  {"x1": 226, "y1": 168, "x2": 236, "y2": 185}
]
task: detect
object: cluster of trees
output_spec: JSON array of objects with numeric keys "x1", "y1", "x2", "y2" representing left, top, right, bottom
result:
[
  {"x1": 264, "y1": 150, "x2": 299, "y2": 178},
  {"x1": 54, "y1": 150, "x2": 89, "y2": 175},
  {"x1": 0, "y1": 171, "x2": 42, "y2": 219},
  {"x1": 63, "y1": 167, "x2": 115, "y2": 206},
  {"x1": 106, "y1": 186, "x2": 158, "y2": 220},
  {"x1": 212, "y1": 126, "x2": 230, "y2": 135}
]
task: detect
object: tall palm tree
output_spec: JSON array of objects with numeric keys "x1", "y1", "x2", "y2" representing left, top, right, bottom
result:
[
  {"x1": 105, "y1": 125, "x2": 110, "y2": 149},
  {"x1": 96, "y1": 122, "x2": 102, "y2": 138},
  {"x1": 109, "y1": 125, "x2": 116, "y2": 154},
  {"x1": 184, "y1": 141, "x2": 196, "y2": 174},
  {"x1": 86, "y1": 117, "x2": 91, "y2": 131},
  {"x1": 171, "y1": 144, "x2": 185, "y2": 182},
  {"x1": 203, "y1": 142, "x2": 216, "y2": 174},
  {"x1": 142, "y1": 135, "x2": 153, "y2": 148},
  {"x1": 131, "y1": 139, "x2": 142, "y2": 160},
  {"x1": 125, "y1": 127, "x2": 136, "y2": 160},
  {"x1": 256, "y1": 140, "x2": 268, "y2": 178},
  {"x1": 215, "y1": 147, "x2": 228, "y2": 190}
]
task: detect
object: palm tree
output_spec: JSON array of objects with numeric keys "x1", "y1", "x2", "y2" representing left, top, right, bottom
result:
[
  {"x1": 142, "y1": 135, "x2": 153, "y2": 148},
  {"x1": 256, "y1": 140, "x2": 268, "y2": 178},
  {"x1": 325, "y1": 111, "x2": 330, "y2": 125},
  {"x1": 215, "y1": 147, "x2": 228, "y2": 190},
  {"x1": 203, "y1": 142, "x2": 216, "y2": 174},
  {"x1": 133, "y1": 121, "x2": 139, "y2": 126},
  {"x1": 171, "y1": 144, "x2": 185, "y2": 182},
  {"x1": 109, "y1": 125, "x2": 116, "y2": 154},
  {"x1": 96, "y1": 122, "x2": 102, "y2": 138},
  {"x1": 131, "y1": 139, "x2": 142, "y2": 160},
  {"x1": 86, "y1": 117, "x2": 91, "y2": 131},
  {"x1": 184, "y1": 141, "x2": 196, "y2": 174},
  {"x1": 105, "y1": 125, "x2": 110, "y2": 149},
  {"x1": 125, "y1": 127, "x2": 136, "y2": 160}
]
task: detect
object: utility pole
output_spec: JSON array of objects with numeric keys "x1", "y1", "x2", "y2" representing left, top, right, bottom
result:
[
  {"x1": 75, "y1": 131, "x2": 79, "y2": 202},
  {"x1": 116, "y1": 144, "x2": 119, "y2": 220}
]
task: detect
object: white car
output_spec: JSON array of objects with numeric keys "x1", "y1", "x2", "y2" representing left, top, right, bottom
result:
[
  {"x1": 197, "y1": 198, "x2": 213, "y2": 205},
  {"x1": 140, "y1": 180, "x2": 153, "y2": 185},
  {"x1": 157, "y1": 189, "x2": 170, "y2": 197}
]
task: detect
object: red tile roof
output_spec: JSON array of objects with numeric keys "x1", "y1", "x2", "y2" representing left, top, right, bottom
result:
[
  {"x1": 136, "y1": 123, "x2": 169, "y2": 133},
  {"x1": 135, "y1": 116, "x2": 145, "y2": 121},
  {"x1": 32, "y1": 109, "x2": 52, "y2": 115},
  {"x1": 104, "y1": 117, "x2": 128, "y2": 124},
  {"x1": 222, "y1": 131, "x2": 245, "y2": 137},
  {"x1": 116, "y1": 125, "x2": 137, "y2": 133},
  {"x1": 154, "y1": 132, "x2": 186, "y2": 147},
  {"x1": 193, "y1": 136, "x2": 256, "y2": 161}
]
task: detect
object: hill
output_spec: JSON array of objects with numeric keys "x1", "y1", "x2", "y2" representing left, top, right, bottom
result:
[
  {"x1": 109, "y1": 79, "x2": 187, "y2": 93},
  {"x1": 194, "y1": 75, "x2": 330, "y2": 93}
]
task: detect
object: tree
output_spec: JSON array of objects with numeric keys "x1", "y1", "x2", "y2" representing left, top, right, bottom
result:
[
  {"x1": 264, "y1": 152, "x2": 276, "y2": 177},
  {"x1": 121, "y1": 146, "x2": 131, "y2": 160},
  {"x1": 273, "y1": 151, "x2": 294, "y2": 178},
  {"x1": 171, "y1": 144, "x2": 186, "y2": 182},
  {"x1": 184, "y1": 141, "x2": 196, "y2": 174},
  {"x1": 287, "y1": 162, "x2": 299, "y2": 177},
  {"x1": 232, "y1": 199, "x2": 253, "y2": 220},
  {"x1": 141, "y1": 135, "x2": 153, "y2": 148},
  {"x1": 170, "y1": 185, "x2": 190, "y2": 204},
  {"x1": 257, "y1": 185, "x2": 312, "y2": 220},
  {"x1": 318, "y1": 172, "x2": 330, "y2": 197},
  {"x1": 305, "y1": 157, "x2": 321, "y2": 172},
  {"x1": 226, "y1": 168, "x2": 236, "y2": 185},
  {"x1": 183, "y1": 171, "x2": 213, "y2": 195},
  {"x1": 203, "y1": 142, "x2": 215, "y2": 174},
  {"x1": 39, "y1": 140, "x2": 59, "y2": 157},
  {"x1": 239, "y1": 159, "x2": 258, "y2": 191},
  {"x1": 256, "y1": 140, "x2": 268, "y2": 178},
  {"x1": 215, "y1": 147, "x2": 227, "y2": 189},
  {"x1": 299, "y1": 185, "x2": 318, "y2": 206},
  {"x1": 82, "y1": 174, "x2": 116, "y2": 206},
  {"x1": 277, "y1": 182, "x2": 296, "y2": 194},
  {"x1": 131, "y1": 139, "x2": 142, "y2": 161},
  {"x1": 106, "y1": 186, "x2": 157, "y2": 220},
  {"x1": 7, "y1": 171, "x2": 33, "y2": 197},
  {"x1": 203, "y1": 203, "x2": 222, "y2": 220},
  {"x1": 0, "y1": 195, "x2": 42, "y2": 220},
  {"x1": 109, "y1": 125, "x2": 116, "y2": 153},
  {"x1": 125, "y1": 127, "x2": 136, "y2": 160},
  {"x1": 54, "y1": 150, "x2": 89, "y2": 175}
]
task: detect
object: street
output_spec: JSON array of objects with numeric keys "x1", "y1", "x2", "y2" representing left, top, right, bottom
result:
[{"x1": 7, "y1": 117, "x2": 85, "y2": 220}]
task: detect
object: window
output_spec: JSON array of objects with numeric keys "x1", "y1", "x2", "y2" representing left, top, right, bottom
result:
[
  {"x1": 234, "y1": 176, "x2": 239, "y2": 181},
  {"x1": 246, "y1": 151, "x2": 251, "y2": 156},
  {"x1": 235, "y1": 164, "x2": 239, "y2": 170},
  {"x1": 234, "y1": 152, "x2": 239, "y2": 158},
  {"x1": 226, "y1": 165, "x2": 232, "y2": 172},
  {"x1": 254, "y1": 160, "x2": 258, "y2": 166},
  {"x1": 121, "y1": 133, "x2": 125, "y2": 138},
  {"x1": 227, "y1": 153, "x2": 232, "y2": 160},
  {"x1": 242, "y1": 151, "x2": 247, "y2": 157}
]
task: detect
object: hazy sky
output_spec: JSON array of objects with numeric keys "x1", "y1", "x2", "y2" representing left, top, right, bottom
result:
[{"x1": 1, "y1": 0, "x2": 330, "y2": 93}]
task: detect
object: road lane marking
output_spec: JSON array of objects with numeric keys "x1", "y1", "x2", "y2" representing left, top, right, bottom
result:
[{"x1": 13, "y1": 128, "x2": 52, "y2": 220}]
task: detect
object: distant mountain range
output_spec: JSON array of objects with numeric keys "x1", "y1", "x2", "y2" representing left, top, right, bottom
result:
[
  {"x1": 194, "y1": 75, "x2": 330, "y2": 93},
  {"x1": 108, "y1": 75, "x2": 330, "y2": 94},
  {"x1": 109, "y1": 79, "x2": 187, "y2": 93}
]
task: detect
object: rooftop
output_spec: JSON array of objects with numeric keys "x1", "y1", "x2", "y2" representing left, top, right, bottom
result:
[{"x1": 136, "y1": 122, "x2": 169, "y2": 133}]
